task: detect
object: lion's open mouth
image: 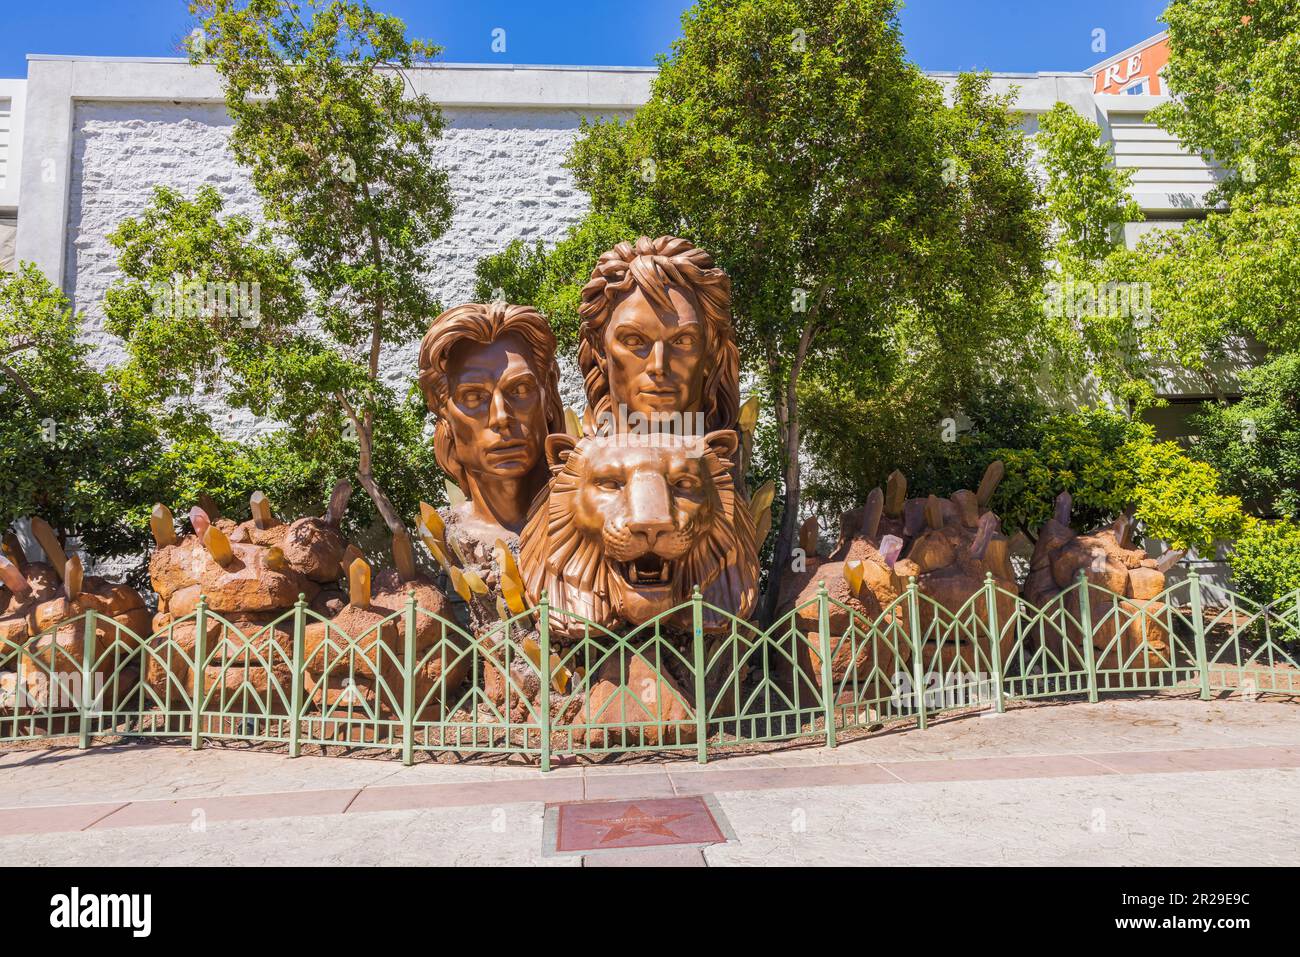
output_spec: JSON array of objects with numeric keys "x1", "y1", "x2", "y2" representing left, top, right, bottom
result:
[{"x1": 623, "y1": 554, "x2": 672, "y2": 586}]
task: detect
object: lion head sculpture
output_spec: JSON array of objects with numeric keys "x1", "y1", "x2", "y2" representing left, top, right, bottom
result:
[{"x1": 519, "y1": 429, "x2": 759, "y2": 637}]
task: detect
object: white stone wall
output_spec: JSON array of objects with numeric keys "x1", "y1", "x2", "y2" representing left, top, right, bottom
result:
[{"x1": 65, "y1": 100, "x2": 621, "y2": 439}]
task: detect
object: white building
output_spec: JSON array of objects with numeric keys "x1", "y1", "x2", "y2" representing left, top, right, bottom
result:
[{"x1": 0, "y1": 38, "x2": 1228, "y2": 440}]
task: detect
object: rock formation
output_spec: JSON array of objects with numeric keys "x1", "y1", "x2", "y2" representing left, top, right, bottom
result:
[
  {"x1": 1025, "y1": 492, "x2": 1183, "y2": 670},
  {"x1": 144, "y1": 487, "x2": 353, "y2": 707},
  {"x1": 777, "y1": 463, "x2": 1017, "y2": 695},
  {"x1": 0, "y1": 519, "x2": 148, "y2": 714}
]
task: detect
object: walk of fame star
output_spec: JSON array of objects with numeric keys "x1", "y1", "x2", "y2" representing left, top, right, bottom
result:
[
  {"x1": 590, "y1": 804, "x2": 693, "y2": 843},
  {"x1": 552, "y1": 796, "x2": 726, "y2": 852}
]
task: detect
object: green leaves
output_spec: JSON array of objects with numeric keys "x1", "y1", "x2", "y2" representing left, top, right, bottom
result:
[
  {"x1": 1152, "y1": 0, "x2": 1300, "y2": 203},
  {"x1": 1229, "y1": 518, "x2": 1300, "y2": 604},
  {"x1": 1191, "y1": 352, "x2": 1300, "y2": 521},
  {"x1": 1038, "y1": 102, "x2": 1141, "y2": 264},
  {"x1": 1, "y1": 265, "x2": 170, "y2": 571},
  {"x1": 98, "y1": 1, "x2": 455, "y2": 542},
  {"x1": 192, "y1": 0, "x2": 451, "y2": 345},
  {"x1": 985, "y1": 408, "x2": 1245, "y2": 555}
]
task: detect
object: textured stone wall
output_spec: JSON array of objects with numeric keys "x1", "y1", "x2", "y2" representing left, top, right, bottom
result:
[{"x1": 65, "y1": 100, "x2": 621, "y2": 438}]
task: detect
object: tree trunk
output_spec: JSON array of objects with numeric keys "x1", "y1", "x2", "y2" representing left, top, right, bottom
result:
[
  {"x1": 758, "y1": 314, "x2": 820, "y2": 625},
  {"x1": 760, "y1": 376, "x2": 802, "y2": 625},
  {"x1": 338, "y1": 393, "x2": 409, "y2": 540}
]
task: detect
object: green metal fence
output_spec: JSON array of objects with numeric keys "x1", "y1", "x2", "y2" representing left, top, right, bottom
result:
[{"x1": 2, "y1": 571, "x2": 1297, "y2": 770}]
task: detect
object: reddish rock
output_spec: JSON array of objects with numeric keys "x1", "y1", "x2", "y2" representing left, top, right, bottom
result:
[
  {"x1": 0, "y1": 614, "x2": 28, "y2": 647},
  {"x1": 581, "y1": 651, "x2": 695, "y2": 748},
  {"x1": 482, "y1": 633, "x2": 545, "y2": 726},
  {"x1": 20, "y1": 563, "x2": 61, "y2": 605},
  {"x1": 150, "y1": 536, "x2": 316, "y2": 614},
  {"x1": 281, "y1": 517, "x2": 349, "y2": 583},
  {"x1": 1025, "y1": 511, "x2": 1178, "y2": 670}
]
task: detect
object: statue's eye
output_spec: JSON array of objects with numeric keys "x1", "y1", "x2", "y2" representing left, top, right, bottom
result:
[
  {"x1": 620, "y1": 335, "x2": 646, "y2": 351},
  {"x1": 673, "y1": 333, "x2": 697, "y2": 349},
  {"x1": 672, "y1": 476, "x2": 700, "y2": 492},
  {"x1": 596, "y1": 478, "x2": 624, "y2": 492},
  {"x1": 460, "y1": 390, "x2": 487, "y2": 406},
  {"x1": 511, "y1": 382, "x2": 536, "y2": 398}
]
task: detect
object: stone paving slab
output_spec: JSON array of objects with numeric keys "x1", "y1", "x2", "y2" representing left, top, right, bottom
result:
[
  {"x1": 0, "y1": 804, "x2": 579, "y2": 867},
  {"x1": 2, "y1": 696, "x2": 1299, "y2": 856},
  {"x1": 583, "y1": 847, "x2": 706, "y2": 867},
  {"x1": 0, "y1": 801, "x2": 127, "y2": 837},
  {"x1": 348, "y1": 776, "x2": 585, "y2": 813},
  {"x1": 3, "y1": 743, "x2": 1299, "y2": 838},
  {"x1": 4, "y1": 696, "x2": 1294, "y2": 812},
  {"x1": 880, "y1": 753, "x2": 1115, "y2": 782},
  {"x1": 704, "y1": 767, "x2": 1300, "y2": 866},
  {"x1": 89, "y1": 788, "x2": 361, "y2": 830},
  {"x1": 1, "y1": 765, "x2": 1294, "y2": 866}
]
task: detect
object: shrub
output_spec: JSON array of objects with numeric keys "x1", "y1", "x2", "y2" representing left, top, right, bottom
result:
[{"x1": 1228, "y1": 519, "x2": 1300, "y2": 605}]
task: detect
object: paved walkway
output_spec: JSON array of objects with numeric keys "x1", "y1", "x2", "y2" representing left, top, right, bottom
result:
[{"x1": 2, "y1": 695, "x2": 1298, "y2": 865}]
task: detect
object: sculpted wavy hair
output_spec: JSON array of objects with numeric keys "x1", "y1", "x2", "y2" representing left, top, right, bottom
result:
[
  {"x1": 417, "y1": 302, "x2": 565, "y2": 488},
  {"x1": 578, "y1": 236, "x2": 739, "y2": 434}
]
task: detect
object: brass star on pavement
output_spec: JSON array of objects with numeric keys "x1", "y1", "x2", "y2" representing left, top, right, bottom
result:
[{"x1": 589, "y1": 804, "x2": 694, "y2": 844}]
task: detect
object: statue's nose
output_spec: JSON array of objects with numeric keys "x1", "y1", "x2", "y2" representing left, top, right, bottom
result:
[{"x1": 626, "y1": 472, "x2": 673, "y2": 546}]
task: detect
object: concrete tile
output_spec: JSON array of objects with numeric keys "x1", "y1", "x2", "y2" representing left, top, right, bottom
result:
[
  {"x1": 584, "y1": 847, "x2": 707, "y2": 867},
  {"x1": 88, "y1": 788, "x2": 358, "y2": 829},
  {"x1": 1086, "y1": 745, "x2": 1300, "y2": 775},
  {"x1": 347, "y1": 776, "x2": 583, "y2": 813},
  {"x1": 881, "y1": 753, "x2": 1115, "y2": 783},
  {"x1": 582, "y1": 771, "x2": 675, "y2": 800},
  {"x1": 670, "y1": 762, "x2": 897, "y2": 794},
  {"x1": 0, "y1": 801, "x2": 127, "y2": 836}
]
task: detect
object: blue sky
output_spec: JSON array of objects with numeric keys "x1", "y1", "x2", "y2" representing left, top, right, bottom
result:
[{"x1": 1, "y1": 0, "x2": 1170, "y2": 79}]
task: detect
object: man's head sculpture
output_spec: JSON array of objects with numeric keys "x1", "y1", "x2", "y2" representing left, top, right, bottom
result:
[
  {"x1": 418, "y1": 302, "x2": 564, "y2": 537},
  {"x1": 519, "y1": 428, "x2": 759, "y2": 636},
  {"x1": 579, "y1": 236, "x2": 740, "y2": 436}
]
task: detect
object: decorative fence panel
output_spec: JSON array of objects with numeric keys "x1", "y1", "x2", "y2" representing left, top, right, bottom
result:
[{"x1": 1, "y1": 571, "x2": 1296, "y2": 770}]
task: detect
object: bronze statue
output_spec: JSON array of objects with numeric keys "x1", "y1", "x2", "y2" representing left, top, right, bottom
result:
[
  {"x1": 519, "y1": 429, "x2": 759, "y2": 636},
  {"x1": 418, "y1": 302, "x2": 564, "y2": 544},
  {"x1": 578, "y1": 236, "x2": 740, "y2": 436}
]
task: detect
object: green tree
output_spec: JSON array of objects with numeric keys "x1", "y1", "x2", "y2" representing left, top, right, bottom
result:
[
  {"x1": 1191, "y1": 352, "x2": 1300, "y2": 521},
  {"x1": 1, "y1": 264, "x2": 169, "y2": 569},
  {"x1": 106, "y1": 0, "x2": 453, "y2": 552},
  {"x1": 1121, "y1": 186, "x2": 1300, "y2": 383},
  {"x1": 1152, "y1": 0, "x2": 1300, "y2": 204},
  {"x1": 1038, "y1": 102, "x2": 1143, "y2": 264},
  {"x1": 1122, "y1": 0, "x2": 1300, "y2": 384},
  {"x1": 1034, "y1": 103, "x2": 1154, "y2": 406},
  {"x1": 983, "y1": 407, "x2": 1245, "y2": 553},
  {"x1": 1229, "y1": 518, "x2": 1300, "y2": 604},
  {"x1": 480, "y1": 0, "x2": 1048, "y2": 618}
]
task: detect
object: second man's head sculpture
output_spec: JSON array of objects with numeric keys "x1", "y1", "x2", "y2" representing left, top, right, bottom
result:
[
  {"x1": 578, "y1": 236, "x2": 740, "y2": 436},
  {"x1": 417, "y1": 301, "x2": 564, "y2": 537}
]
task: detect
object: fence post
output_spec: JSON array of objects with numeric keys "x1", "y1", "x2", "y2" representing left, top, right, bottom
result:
[
  {"x1": 907, "y1": 577, "x2": 927, "y2": 731},
  {"x1": 402, "y1": 590, "x2": 417, "y2": 766},
  {"x1": 289, "y1": 594, "x2": 306, "y2": 759},
  {"x1": 691, "y1": 586, "x2": 708, "y2": 764},
  {"x1": 191, "y1": 596, "x2": 208, "y2": 750},
  {"x1": 983, "y1": 573, "x2": 1007, "y2": 715},
  {"x1": 1188, "y1": 569, "x2": 1211, "y2": 701},
  {"x1": 1077, "y1": 572, "x2": 1099, "y2": 703},
  {"x1": 78, "y1": 609, "x2": 97, "y2": 750},
  {"x1": 817, "y1": 582, "x2": 837, "y2": 749},
  {"x1": 538, "y1": 591, "x2": 552, "y2": 773}
]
